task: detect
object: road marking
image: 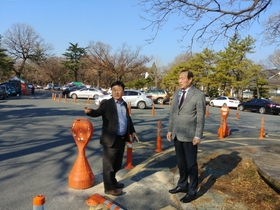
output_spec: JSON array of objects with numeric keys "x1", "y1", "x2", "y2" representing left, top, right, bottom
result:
[
  {"x1": 239, "y1": 125, "x2": 257, "y2": 129},
  {"x1": 223, "y1": 141, "x2": 248, "y2": 146}
]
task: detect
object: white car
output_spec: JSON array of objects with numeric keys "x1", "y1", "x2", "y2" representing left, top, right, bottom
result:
[
  {"x1": 44, "y1": 83, "x2": 52, "y2": 90},
  {"x1": 95, "y1": 89, "x2": 153, "y2": 109},
  {"x1": 210, "y1": 96, "x2": 240, "y2": 108},
  {"x1": 69, "y1": 88, "x2": 108, "y2": 100}
]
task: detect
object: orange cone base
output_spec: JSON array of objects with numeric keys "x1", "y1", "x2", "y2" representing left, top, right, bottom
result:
[
  {"x1": 155, "y1": 148, "x2": 163, "y2": 153},
  {"x1": 125, "y1": 164, "x2": 134, "y2": 170},
  {"x1": 68, "y1": 156, "x2": 94, "y2": 189},
  {"x1": 218, "y1": 126, "x2": 230, "y2": 138}
]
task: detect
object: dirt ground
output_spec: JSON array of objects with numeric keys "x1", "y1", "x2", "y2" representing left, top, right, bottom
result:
[{"x1": 195, "y1": 147, "x2": 280, "y2": 210}]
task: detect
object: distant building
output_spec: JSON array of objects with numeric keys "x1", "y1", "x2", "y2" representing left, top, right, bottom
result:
[{"x1": 263, "y1": 69, "x2": 280, "y2": 96}]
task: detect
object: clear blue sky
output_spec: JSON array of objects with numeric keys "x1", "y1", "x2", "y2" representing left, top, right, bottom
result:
[{"x1": 0, "y1": 0, "x2": 279, "y2": 67}]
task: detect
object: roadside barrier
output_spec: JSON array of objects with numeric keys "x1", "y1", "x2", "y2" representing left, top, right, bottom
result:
[
  {"x1": 87, "y1": 96, "x2": 90, "y2": 105},
  {"x1": 161, "y1": 100, "x2": 164, "y2": 106},
  {"x1": 73, "y1": 95, "x2": 77, "y2": 104},
  {"x1": 33, "y1": 195, "x2": 45, "y2": 210},
  {"x1": 205, "y1": 104, "x2": 209, "y2": 118},
  {"x1": 64, "y1": 94, "x2": 67, "y2": 103},
  {"x1": 235, "y1": 107, "x2": 239, "y2": 120},
  {"x1": 151, "y1": 103, "x2": 155, "y2": 116},
  {"x1": 51, "y1": 92, "x2": 54, "y2": 100},
  {"x1": 68, "y1": 118, "x2": 94, "y2": 189},
  {"x1": 58, "y1": 93, "x2": 61, "y2": 102},
  {"x1": 155, "y1": 121, "x2": 163, "y2": 152},
  {"x1": 125, "y1": 135, "x2": 134, "y2": 170},
  {"x1": 259, "y1": 115, "x2": 265, "y2": 139},
  {"x1": 169, "y1": 99, "x2": 172, "y2": 106},
  {"x1": 54, "y1": 93, "x2": 56, "y2": 101},
  {"x1": 86, "y1": 193, "x2": 124, "y2": 210}
]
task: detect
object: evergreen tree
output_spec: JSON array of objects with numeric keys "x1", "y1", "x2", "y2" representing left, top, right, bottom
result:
[{"x1": 62, "y1": 42, "x2": 87, "y2": 81}]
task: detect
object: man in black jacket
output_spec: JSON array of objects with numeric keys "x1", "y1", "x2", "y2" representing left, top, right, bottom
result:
[{"x1": 84, "y1": 81, "x2": 138, "y2": 196}]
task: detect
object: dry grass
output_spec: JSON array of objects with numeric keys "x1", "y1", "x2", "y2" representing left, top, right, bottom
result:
[{"x1": 197, "y1": 151, "x2": 280, "y2": 210}]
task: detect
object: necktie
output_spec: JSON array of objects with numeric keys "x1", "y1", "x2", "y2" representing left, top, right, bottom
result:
[{"x1": 179, "y1": 90, "x2": 186, "y2": 108}]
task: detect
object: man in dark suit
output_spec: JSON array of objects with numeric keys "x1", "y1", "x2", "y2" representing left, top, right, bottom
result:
[
  {"x1": 167, "y1": 69, "x2": 206, "y2": 203},
  {"x1": 84, "y1": 81, "x2": 138, "y2": 196}
]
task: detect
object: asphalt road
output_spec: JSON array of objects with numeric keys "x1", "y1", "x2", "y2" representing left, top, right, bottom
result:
[{"x1": 0, "y1": 90, "x2": 280, "y2": 210}]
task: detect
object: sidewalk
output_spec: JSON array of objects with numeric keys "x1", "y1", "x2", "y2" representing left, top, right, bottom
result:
[{"x1": 69, "y1": 143, "x2": 280, "y2": 210}]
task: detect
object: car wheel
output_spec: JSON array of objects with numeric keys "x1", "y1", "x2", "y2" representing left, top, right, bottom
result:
[
  {"x1": 259, "y1": 107, "x2": 266, "y2": 114},
  {"x1": 137, "y1": 101, "x2": 146, "y2": 109},
  {"x1": 93, "y1": 94, "x2": 99, "y2": 100},
  {"x1": 210, "y1": 102, "x2": 214, "y2": 107},
  {"x1": 71, "y1": 94, "x2": 77, "y2": 99},
  {"x1": 239, "y1": 105, "x2": 244, "y2": 111},
  {"x1": 156, "y1": 98, "x2": 164, "y2": 104}
]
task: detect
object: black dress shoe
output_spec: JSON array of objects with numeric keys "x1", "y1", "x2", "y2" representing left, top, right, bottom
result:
[
  {"x1": 169, "y1": 186, "x2": 188, "y2": 194},
  {"x1": 114, "y1": 182, "x2": 124, "y2": 189},
  {"x1": 180, "y1": 194, "x2": 197, "y2": 203}
]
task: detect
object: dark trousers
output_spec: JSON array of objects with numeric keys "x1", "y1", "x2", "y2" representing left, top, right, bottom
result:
[
  {"x1": 174, "y1": 137, "x2": 198, "y2": 196},
  {"x1": 102, "y1": 137, "x2": 126, "y2": 191}
]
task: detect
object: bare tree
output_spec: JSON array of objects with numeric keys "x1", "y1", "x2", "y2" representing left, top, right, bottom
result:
[
  {"x1": 3, "y1": 23, "x2": 52, "y2": 77},
  {"x1": 87, "y1": 42, "x2": 151, "y2": 81},
  {"x1": 87, "y1": 41, "x2": 113, "y2": 87},
  {"x1": 40, "y1": 57, "x2": 67, "y2": 85},
  {"x1": 263, "y1": 11, "x2": 280, "y2": 46},
  {"x1": 268, "y1": 50, "x2": 280, "y2": 68},
  {"x1": 139, "y1": 0, "x2": 274, "y2": 48}
]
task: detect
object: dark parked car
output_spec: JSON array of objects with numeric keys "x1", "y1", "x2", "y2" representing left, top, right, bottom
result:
[
  {"x1": 6, "y1": 85, "x2": 17, "y2": 96},
  {"x1": 238, "y1": 98, "x2": 280, "y2": 115},
  {"x1": 28, "y1": 84, "x2": 35, "y2": 94}
]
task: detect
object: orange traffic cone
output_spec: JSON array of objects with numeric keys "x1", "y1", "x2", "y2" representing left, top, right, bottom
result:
[
  {"x1": 128, "y1": 102, "x2": 132, "y2": 116},
  {"x1": 205, "y1": 104, "x2": 209, "y2": 118},
  {"x1": 125, "y1": 135, "x2": 134, "y2": 170},
  {"x1": 235, "y1": 107, "x2": 239, "y2": 120},
  {"x1": 68, "y1": 118, "x2": 94, "y2": 189},
  {"x1": 151, "y1": 103, "x2": 155, "y2": 116},
  {"x1": 155, "y1": 121, "x2": 163, "y2": 152},
  {"x1": 33, "y1": 195, "x2": 45, "y2": 210},
  {"x1": 259, "y1": 115, "x2": 265, "y2": 139},
  {"x1": 218, "y1": 116, "x2": 224, "y2": 139}
]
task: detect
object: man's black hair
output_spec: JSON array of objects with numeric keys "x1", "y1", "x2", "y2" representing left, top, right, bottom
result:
[
  {"x1": 181, "y1": 69, "x2": 193, "y2": 79},
  {"x1": 111, "y1": 81, "x2": 125, "y2": 90}
]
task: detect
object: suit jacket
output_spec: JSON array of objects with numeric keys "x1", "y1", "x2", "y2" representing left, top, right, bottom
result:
[
  {"x1": 86, "y1": 98, "x2": 135, "y2": 147},
  {"x1": 168, "y1": 86, "x2": 206, "y2": 142}
]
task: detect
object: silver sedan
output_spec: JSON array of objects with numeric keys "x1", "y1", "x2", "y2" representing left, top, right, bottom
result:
[{"x1": 69, "y1": 88, "x2": 108, "y2": 100}]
